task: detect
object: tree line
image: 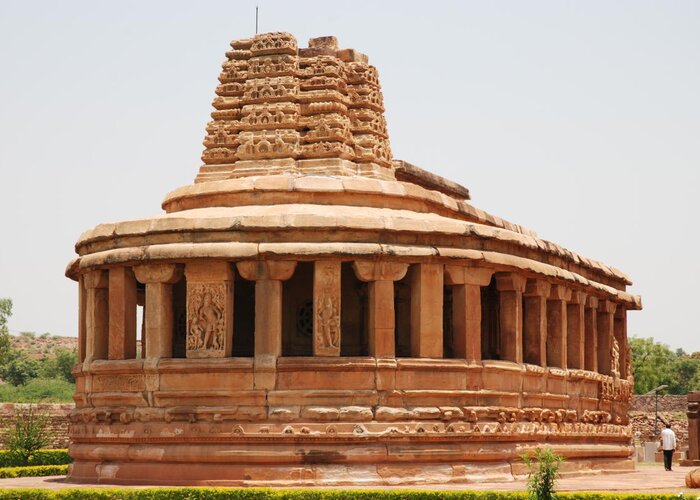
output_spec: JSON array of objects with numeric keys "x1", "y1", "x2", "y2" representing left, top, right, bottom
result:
[
  {"x1": 630, "y1": 336, "x2": 700, "y2": 394},
  {"x1": 0, "y1": 298, "x2": 76, "y2": 402}
]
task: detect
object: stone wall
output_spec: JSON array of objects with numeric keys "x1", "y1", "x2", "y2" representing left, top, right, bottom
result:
[
  {"x1": 630, "y1": 411, "x2": 688, "y2": 447},
  {"x1": 628, "y1": 396, "x2": 689, "y2": 447},
  {"x1": 0, "y1": 403, "x2": 71, "y2": 449},
  {"x1": 630, "y1": 394, "x2": 688, "y2": 413}
]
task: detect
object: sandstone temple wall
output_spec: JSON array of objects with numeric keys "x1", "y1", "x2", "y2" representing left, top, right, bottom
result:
[{"x1": 62, "y1": 32, "x2": 643, "y2": 486}]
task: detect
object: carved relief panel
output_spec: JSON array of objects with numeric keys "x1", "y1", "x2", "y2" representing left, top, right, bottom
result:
[
  {"x1": 237, "y1": 130, "x2": 300, "y2": 160},
  {"x1": 185, "y1": 262, "x2": 234, "y2": 359},
  {"x1": 219, "y1": 60, "x2": 248, "y2": 83},
  {"x1": 247, "y1": 55, "x2": 298, "y2": 78},
  {"x1": 239, "y1": 103, "x2": 298, "y2": 130},
  {"x1": 242, "y1": 76, "x2": 298, "y2": 104},
  {"x1": 313, "y1": 261, "x2": 341, "y2": 356},
  {"x1": 250, "y1": 32, "x2": 297, "y2": 56}
]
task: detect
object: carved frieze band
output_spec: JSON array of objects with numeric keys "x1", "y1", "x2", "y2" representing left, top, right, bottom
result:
[{"x1": 69, "y1": 403, "x2": 631, "y2": 444}]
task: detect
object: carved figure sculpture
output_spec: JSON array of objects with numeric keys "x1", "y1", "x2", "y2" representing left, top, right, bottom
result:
[
  {"x1": 199, "y1": 292, "x2": 221, "y2": 349},
  {"x1": 316, "y1": 295, "x2": 339, "y2": 349},
  {"x1": 611, "y1": 338, "x2": 620, "y2": 376},
  {"x1": 187, "y1": 284, "x2": 226, "y2": 353}
]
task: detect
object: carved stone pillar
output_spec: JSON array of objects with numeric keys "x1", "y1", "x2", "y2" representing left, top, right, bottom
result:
[
  {"x1": 444, "y1": 265, "x2": 494, "y2": 362},
  {"x1": 108, "y1": 267, "x2": 137, "y2": 360},
  {"x1": 352, "y1": 260, "x2": 409, "y2": 358},
  {"x1": 597, "y1": 300, "x2": 617, "y2": 376},
  {"x1": 547, "y1": 284, "x2": 571, "y2": 369},
  {"x1": 409, "y1": 263, "x2": 444, "y2": 358},
  {"x1": 688, "y1": 393, "x2": 700, "y2": 461},
  {"x1": 495, "y1": 273, "x2": 526, "y2": 364},
  {"x1": 184, "y1": 261, "x2": 234, "y2": 359},
  {"x1": 83, "y1": 270, "x2": 109, "y2": 364},
  {"x1": 614, "y1": 307, "x2": 628, "y2": 378},
  {"x1": 137, "y1": 288, "x2": 146, "y2": 359},
  {"x1": 523, "y1": 279, "x2": 551, "y2": 366},
  {"x1": 567, "y1": 291, "x2": 586, "y2": 369},
  {"x1": 584, "y1": 296, "x2": 599, "y2": 372},
  {"x1": 237, "y1": 260, "x2": 297, "y2": 389},
  {"x1": 134, "y1": 263, "x2": 183, "y2": 360},
  {"x1": 78, "y1": 275, "x2": 87, "y2": 363},
  {"x1": 313, "y1": 261, "x2": 342, "y2": 356}
]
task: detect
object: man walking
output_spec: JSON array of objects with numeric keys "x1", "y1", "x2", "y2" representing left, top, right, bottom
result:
[{"x1": 660, "y1": 423, "x2": 677, "y2": 471}]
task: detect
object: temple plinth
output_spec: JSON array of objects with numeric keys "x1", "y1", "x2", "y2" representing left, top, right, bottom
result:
[{"x1": 65, "y1": 32, "x2": 641, "y2": 486}]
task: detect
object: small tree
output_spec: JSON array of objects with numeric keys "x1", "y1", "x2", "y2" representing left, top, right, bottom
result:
[
  {"x1": 54, "y1": 348, "x2": 78, "y2": 383},
  {"x1": 1, "y1": 351, "x2": 39, "y2": 386},
  {"x1": 2, "y1": 405, "x2": 50, "y2": 465},
  {"x1": 0, "y1": 298, "x2": 12, "y2": 367},
  {"x1": 521, "y1": 447, "x2": 563, "y2": 500}
]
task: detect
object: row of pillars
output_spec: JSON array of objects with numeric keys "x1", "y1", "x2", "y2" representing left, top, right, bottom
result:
[
  {"x1": 496, "y1": 273, "x2": 628, "y2": 377},
  {"x1": 78, "y1": 260, "x2": 628, "y2": 378}
]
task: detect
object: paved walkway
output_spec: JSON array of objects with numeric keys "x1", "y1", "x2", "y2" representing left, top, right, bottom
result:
[{"x1": 0, "y1": 465, "x2": 695, "y2": 494}]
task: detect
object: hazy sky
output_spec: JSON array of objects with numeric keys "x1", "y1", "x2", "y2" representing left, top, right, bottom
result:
[{"x1": 0, "y1": 1, "x2": 698, "y2": 351}]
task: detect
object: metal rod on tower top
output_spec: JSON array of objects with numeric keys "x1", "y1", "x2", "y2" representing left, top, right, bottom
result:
[{"x1": 255, "y1": 6, "x2": 259, "y2": 35}]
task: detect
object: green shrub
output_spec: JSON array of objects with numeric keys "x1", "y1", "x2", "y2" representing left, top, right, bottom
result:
[
  {"x1": 0, "y1": 353, "x2": 40, "y2": 386},
  {"x1": 29, "y1": 449, "x2": 72, "y2": 466},
  {"x1": 0, "y1": 449, "x2": 72, "y2": 467},
  {"x1": 521, "y1": 447, "x2": 563, "y2": 500},
  {"x1": 37, "y1": 350, "x2": 77, "y2": 383},
  {"x1": 0, "y1": 464, "x2": 68, "y2": 478},
  {"x1": 2, "y1": 405, "x2": 50, "y2": 466}
]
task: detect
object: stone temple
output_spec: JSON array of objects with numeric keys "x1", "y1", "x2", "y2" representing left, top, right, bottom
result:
[{"x1": 65, "y1": 32, "x2": 642, "y2": 486}]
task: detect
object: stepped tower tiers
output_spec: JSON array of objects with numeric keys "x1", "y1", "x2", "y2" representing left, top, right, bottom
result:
[
  {"x1": 198, "y1": 34, "x2": 393, "y2": 182},
  {"x1": 66, "y1": 32, "x2": 641, "y2": 486}
]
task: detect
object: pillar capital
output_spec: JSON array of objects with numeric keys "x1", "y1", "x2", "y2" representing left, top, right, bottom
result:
[
  {"x1": 83, "y1": 270, "x2": 108, "y2": 289},
  {"x1": 598, "y1": 299, "x2": 617, "y2": 314},
  {"x1": 495, "y1": 273, "x2": 527, "y2": 293},
  {"x1": 586, "y1": 296, "x2": 599, "y2": 310},
  {"x1": 237, "y1": 260, "x2": 297, "y2": 281},
  {"x1": 524, "y1": 279, "x2": 551, "y2": 297},
  {"x1": 134, "y1": 263, "x2": 183, "y2": 285},
  {"x1": 444, "y1": 265, "x2": 494, "y2": 287},
  {"x1": 185, "y1": 261, "x2": 233, "y2": 282},
  {"x1": 615, "y1": 306, "x2": 627, "y2": 320},
  {"x1": 353, "y1": 260, "x2": 408, "y2": 282},
  {"x1": 549, "y1": 284, "x2": 572, "y2": 302},
  {"x1": 569, "y1": 290, "x2": 587, "y2": 305}
]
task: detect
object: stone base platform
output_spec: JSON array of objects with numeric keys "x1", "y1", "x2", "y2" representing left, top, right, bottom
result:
[{"x1": 67, "y1": 457, "x2": 634, "y2": 487}]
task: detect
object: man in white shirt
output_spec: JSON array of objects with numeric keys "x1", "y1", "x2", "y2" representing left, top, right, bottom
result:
[{"x1": 660, "y1": 423, "x2": 677, "y2": 471}]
